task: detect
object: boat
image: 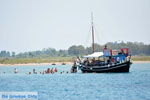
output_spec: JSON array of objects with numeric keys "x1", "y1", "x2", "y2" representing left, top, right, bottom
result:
[
  {"x1": 73, "y1": 13, "x2": 132, "y2": 73},
  {"x1": 62, "y1": 63, "x2": 66, "y2": 65},
  {"x1": 52, "y1": 63, "x2": 56, "y2": 65}
]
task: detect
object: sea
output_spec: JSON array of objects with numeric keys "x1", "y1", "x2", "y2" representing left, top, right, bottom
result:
[{"x1": 0, "y1": 63, "x2": 150, "y2": 100}]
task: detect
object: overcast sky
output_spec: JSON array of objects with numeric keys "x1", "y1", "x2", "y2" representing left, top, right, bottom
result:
[{"x1": 0, "y1": 0, "x2": 150, "y2": 53}]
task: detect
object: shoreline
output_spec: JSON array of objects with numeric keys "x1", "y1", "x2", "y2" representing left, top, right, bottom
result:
[
  {"x1": 0, "y1": 62, "x2": 73, "y2": 66},
  {"x1": 0, "y1": 61, "x2": 150, "y2": 66},
  {"x1": 132, "y1": 61, "x2": 150, "y2": 63}
]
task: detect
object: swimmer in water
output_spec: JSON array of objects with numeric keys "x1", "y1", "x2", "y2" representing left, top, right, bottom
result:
[
  {"x1": 14, "y1": 68, "x2": 18, "y2": 74},
  {"x1": 51, "y1": 68, "x2": 54, "y2": 73},
  {"x1": 54, "y1": 68, "x2": 58, "y2": 72},
  {"x1": 47, "y1": 68, "x2": 51, "y2": 74}
]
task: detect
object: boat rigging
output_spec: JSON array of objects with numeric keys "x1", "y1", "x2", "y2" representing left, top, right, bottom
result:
[{"x1": 71, "y1": 13, "x2": 132, "y2": 73}]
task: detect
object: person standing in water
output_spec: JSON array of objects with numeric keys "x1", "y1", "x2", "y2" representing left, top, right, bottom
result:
[
  {"x1": 54, "y1": 68, "x2": 58, "y2": 72},
  {"x1": 14, "y1": 68, "x2": 18, "y2": 74},
  {"x1": 51, "y1": 68, "x2": 54, "y2": 73},
  {"x1": 47, "y1": 68, "x2": 51, "y2": 74}
]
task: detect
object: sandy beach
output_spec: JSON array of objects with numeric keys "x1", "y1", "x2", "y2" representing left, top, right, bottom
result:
[
  {"x1": 0, "y1": 62, "x2": 73, "y2": 66},
  {"x1": 132, "y1": 61, "x2": 150, "y2": 63},
  {"x1": 0, "y1": 61, "x2": 150, "y2": 66}
]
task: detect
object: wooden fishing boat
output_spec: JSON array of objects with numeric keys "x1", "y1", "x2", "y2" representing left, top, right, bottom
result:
[{"x1": 73, "y1": 13, "x2": 132, "y2": 73}]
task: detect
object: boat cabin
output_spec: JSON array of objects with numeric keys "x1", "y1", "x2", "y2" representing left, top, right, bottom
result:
[{"x1": 82, "y1": 48, "x2": 131, "y2": 67}]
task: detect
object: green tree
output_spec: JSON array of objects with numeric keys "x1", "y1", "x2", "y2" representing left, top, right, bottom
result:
[
  {"x1": 0, "y1": 51, "x2": 10, "y2": 57},
  {"x1": 12, "y1": 52, "x2": 16, "y2": 57},
  {"x1": 68, "y1": 45, "x2": 85, "y2": 56}
]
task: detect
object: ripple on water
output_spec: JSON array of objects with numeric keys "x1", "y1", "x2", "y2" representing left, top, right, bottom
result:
[{"x1": 0, "y1": 63, "x2": 150, "y2": 100}]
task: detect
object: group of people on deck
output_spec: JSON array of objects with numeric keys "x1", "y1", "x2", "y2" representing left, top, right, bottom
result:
[
  {"x1": 103, "y1": 45, "x2": 130, "y2": 63},
  {"x1": 83, "y1": 45, "x2": 131, "y2": 66}
]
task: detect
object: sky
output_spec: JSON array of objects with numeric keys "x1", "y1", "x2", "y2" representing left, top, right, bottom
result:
[{"x1": 0, "y1": 0, "x2": 150, "y2": 53}]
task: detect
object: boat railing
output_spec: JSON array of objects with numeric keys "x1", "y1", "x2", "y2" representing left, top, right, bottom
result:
[{"x1": 81, "y1": 55, "x2": 131, "y2": 67}]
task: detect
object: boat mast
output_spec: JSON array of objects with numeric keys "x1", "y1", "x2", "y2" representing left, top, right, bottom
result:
[{"x1": 91, "y1": 13, "x2": 95, "y2": 53}]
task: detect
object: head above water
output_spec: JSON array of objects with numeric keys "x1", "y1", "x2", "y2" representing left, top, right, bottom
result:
[{"x1": 105, "y1": 45, "x2": 107, "y2": 48}]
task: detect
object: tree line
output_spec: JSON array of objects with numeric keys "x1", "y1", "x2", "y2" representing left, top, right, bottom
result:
[{"x1": 0, "y1": 41, "x2": 150, "y2": 58}]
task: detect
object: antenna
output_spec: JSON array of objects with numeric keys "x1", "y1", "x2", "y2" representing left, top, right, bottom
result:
[{"x1": 91, "y1": 12, "x2": 95, "y2": 53}]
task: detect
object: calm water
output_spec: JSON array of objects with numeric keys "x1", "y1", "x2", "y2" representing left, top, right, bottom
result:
[{"x1": 0, "y1": 63, "x2": 150, "y2": 100}]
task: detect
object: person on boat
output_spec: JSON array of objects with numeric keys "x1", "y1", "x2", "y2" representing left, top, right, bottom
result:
[
  {"x1": 103, "y1": 45, "x2": 107, "y2": 50},
  {"x1": 103, "y1": 45, "x2": 112, "y2": 57},
  {"x1": 126, "y1": 54, "x2": 131, "y2": 61},
  {"x1": 84, "y1": 58, "x2": 90, "y2": 66},
  {"x1": 14, "y1": 68, "x2": 18, "y2": 74},
  {"x1": 116, "y1": 56, "x2": 120, "y2": 63},
  {"x1": 103, "y1": 45, "x2": 108, "y2": 56},
  {"x1": 92, "y1": 58, "x2": 96, "y2": 65},
  {"x1": 111, "y1": 57, "x2": 115, "y2": 63},
  {"x1": 117, "y1": 52, "x2": 125, "y2": 63},
  {"x1": 118, "y1": 51, "x2": 125, "y2": 62},
  {"x1": 121, "y1": 48, "x2": 129, "y2": 57},
  {"x1": 121, "y1": 53, "x2": 126, "y2": 62},
  {"x1": 107, "y1": 56, "x2": 112, "y2": 65}
]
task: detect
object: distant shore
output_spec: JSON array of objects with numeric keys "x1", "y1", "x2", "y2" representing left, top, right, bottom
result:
[
  {"x1": 0, "y1": 61, "x2": 150, "y2": 66},
  {"x1": 0, "y1": 56, "x2": 150, "y2": 66},
  {"x1": 132, "y1": 61, "x2": 150, "y2": 63},
  {"x1": 0, "y1": 62, "x2": 73, "y2": 66}
]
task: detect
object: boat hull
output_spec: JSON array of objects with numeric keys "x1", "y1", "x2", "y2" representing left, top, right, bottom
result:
[{"x1": 80, "y1": 61, "x2": 132, "y2": 73}]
